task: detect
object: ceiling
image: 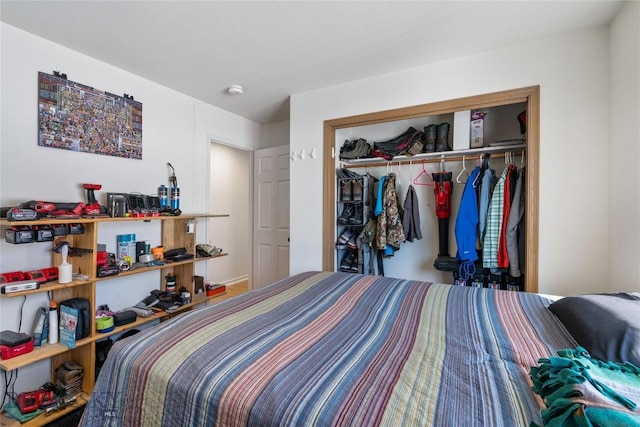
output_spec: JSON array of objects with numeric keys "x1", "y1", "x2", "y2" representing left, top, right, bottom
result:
[{"x1": 0, "y1": 1, "x2": 623, "y2": 124}]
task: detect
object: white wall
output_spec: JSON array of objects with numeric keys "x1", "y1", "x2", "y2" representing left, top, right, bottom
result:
[
  {"x1": 0, "y1": 23, "x2": 260, "y2": 393},
  {"x1": 609, "y1": 1, "x2": 640, "y2": 292},
  {"x1": 209, "y1": 143, "x2": 251, "y2": 285},
  {"x1": 260, "y1": 120, "x2": 290, "y2": 149},
  {"x1": 290, "y1": 25, "x2": 614, "y2": 296}
]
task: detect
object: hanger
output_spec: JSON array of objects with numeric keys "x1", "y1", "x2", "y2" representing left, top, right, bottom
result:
[
  {"x1": 456, "y1": 155, "x2": 469, "y2": 184},
  {"x1": 413, "y1": 159, "x2": 434, "y2": 186},
  {"x1": 473, "y1": 154, "x2": 488, "y2": 188},
  {"x1": 520, "y1": 150, "x2": 526, "y2": 168}
]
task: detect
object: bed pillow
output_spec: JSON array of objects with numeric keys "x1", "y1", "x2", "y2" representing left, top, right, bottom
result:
[{"x1": 548, "y1": 292, "x2": 640, "y2": 366}]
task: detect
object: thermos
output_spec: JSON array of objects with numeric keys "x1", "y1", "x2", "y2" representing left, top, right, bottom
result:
[
  {"x1": 49, "y1": 300, "x2": 58, "y2": 344},
  {"x1": 170, "y1": 187, "x2": 180, "y2": 210},
  {"x1": 158, "y1": 185, "x2": 168, "y2": 207},
  {"x1": 166, "y1": 273, "x2": 176, "y2": 294}
]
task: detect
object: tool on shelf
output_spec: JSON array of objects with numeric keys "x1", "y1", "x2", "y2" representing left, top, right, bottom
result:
[{"x1": 82, "y1": 183, "x2": 107, "y2": 216}]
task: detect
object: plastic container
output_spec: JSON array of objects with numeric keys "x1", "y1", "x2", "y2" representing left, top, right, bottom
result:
[{"x1": 117, "y1": 234, "x2": 136, "y2": 262}]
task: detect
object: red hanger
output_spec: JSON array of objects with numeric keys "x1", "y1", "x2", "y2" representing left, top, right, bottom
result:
[{"x1": 413, "y1": 160, "x2": 434, "y2": 186}]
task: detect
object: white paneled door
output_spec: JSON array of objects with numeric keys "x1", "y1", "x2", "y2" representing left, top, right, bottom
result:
[{"x1": 253, "y1": 145, "x2": 290, "y2": 288}]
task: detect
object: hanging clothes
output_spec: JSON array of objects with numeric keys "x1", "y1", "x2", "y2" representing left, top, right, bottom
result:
[
  {"x1": 401, "y1": 185, "x2": 422, "y2": 242},
  {"x1": 455, "y1": 166, "x2": 481, "y2": 263},
  {"x1": 477, "y1": 167, "x2": 495, "y2": 249},
  {"x1": 375, "y1": 173, "x2": 405, "y2": 256},
  {"x1": 374, "y1": 175, "x2": 387, "y2": 216},
  {"x1": 483, "y1": 166, "x2": 508, "y2": 272},
  {"x1": 497, "y1": 164, "x2": 517, "y2": 268},
  {"x1": 507, "y1": 167, "x2": 525, "y2": 277}
]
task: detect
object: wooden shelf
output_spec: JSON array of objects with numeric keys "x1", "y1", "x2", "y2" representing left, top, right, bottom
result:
[
  {"x1": 0, "y1": 213, "x2": 229, "y2": 227},
  {"x1": 0, "y1": 338, "x2": 93, "y2": 371},
  {"x1": 0, "y1": 291, "x2": 230, "y2": 371},
  {"x1": 0, "y1": 392, "x2": 89, "y2": 427},
  {"x1": 1, "y1": 279, "x2": 92, "y2": 298}
]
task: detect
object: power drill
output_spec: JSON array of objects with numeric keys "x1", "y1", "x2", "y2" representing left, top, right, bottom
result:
[{"x1": 82, "y1": 183, "x2": 105, "y2": 216}]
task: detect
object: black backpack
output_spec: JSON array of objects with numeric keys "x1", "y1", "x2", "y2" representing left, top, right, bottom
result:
[{"x1": 59, "y1": 298, "x2": 91, "y2": 340}]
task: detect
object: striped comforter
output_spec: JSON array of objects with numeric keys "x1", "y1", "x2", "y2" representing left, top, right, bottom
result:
[{"x1": 81, "y1": 271, "x2": 575, "y2": 426}]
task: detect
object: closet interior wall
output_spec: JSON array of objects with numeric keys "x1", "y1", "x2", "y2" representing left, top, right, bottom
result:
[{"x1": 323, "y1": 87, "x2": 539, "y2": 292}]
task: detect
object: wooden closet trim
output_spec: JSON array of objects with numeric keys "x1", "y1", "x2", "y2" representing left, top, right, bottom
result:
[{"x1": 322, "y1": 86, "x2": 540, "y2": 293}]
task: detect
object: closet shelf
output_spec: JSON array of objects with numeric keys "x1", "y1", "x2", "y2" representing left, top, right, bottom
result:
[{"x1": 340, "y1": 143, "x2": 526, "y2": 168}]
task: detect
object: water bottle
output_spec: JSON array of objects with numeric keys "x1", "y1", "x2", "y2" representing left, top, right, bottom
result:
[{"x1": 49, "y1": 301, "x2": 58, "y2": 344}]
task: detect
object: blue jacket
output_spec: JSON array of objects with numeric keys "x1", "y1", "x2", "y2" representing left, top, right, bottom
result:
[{"x1": 455, "y1": 167, "x2": 480, "y2": 262}]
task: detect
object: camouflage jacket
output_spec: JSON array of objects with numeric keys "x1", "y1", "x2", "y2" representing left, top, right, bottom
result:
[{"x1": 375, "y1": 173, "x2": 405, "y2": 251}]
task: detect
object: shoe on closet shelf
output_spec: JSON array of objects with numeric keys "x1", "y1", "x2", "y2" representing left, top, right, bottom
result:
[
  {"x1": 346, "y1": 234, "x2": 358, "y2": 249},
  {"x1": 351, "y1": 179, "x2": 363, "y2": 201},
  {"x1": 435, "y1": 122, "x2": 451, "y2": 152},
  {"x1": 338, "y1": 204, "x2": 354, "y2": 225},
  {"x1": 348, "y1": 205, "x2": 363, "y2": 226},
  {"x1": 336, "y1": 229, "x2": 353, "y2": 247},
  {"x1": 424, "y1": 124, "x2": 436, "y2": 153},
  {"x1": 340, "y1": 180, "x2": 353, "y2": 201},
  {"x1": 339, "y1": 249, "x2": 357, "y2": 272}
]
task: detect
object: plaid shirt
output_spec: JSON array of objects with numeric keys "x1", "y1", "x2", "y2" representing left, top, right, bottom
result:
[{"x1": 483, "y1": 167, "x2": 508, "y2": 269}]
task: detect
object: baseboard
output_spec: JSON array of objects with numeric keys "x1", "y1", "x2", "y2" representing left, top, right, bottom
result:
[{"x1": 222, "y1": 275, "x2": 249, "y2": 288}]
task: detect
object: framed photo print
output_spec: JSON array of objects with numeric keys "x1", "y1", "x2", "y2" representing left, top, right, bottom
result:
[{"x1": 38, "y1": 72, "x2": 143, "y2": 159}]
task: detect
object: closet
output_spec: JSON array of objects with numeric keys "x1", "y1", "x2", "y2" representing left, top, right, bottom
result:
[{"x1": 322, "y1": 86, "x2": 539, "y2": 293}]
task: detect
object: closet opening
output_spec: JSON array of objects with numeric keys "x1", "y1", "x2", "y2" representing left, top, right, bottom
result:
[{"x1": 322, "y1": 86, "x2": 540, "y2": 292}]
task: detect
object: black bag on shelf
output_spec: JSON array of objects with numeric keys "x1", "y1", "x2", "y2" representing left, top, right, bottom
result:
[
  {"x1": 59, "y1": 298, "x2": 91, "y2": 340},
  {"x1": 113, "y1": 310, "x2": 137, "y2": 326}
]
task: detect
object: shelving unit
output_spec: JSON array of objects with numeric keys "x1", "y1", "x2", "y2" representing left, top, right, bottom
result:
[
  {"x1": 0, "y1": 213, "x2": 228, "y2": 426},
  {"x1": 335, "y1": 173, "x2": 374, "y2": 274},
  {"x1": 323, "y1": 86, "x2": 540, "y2": 292}
]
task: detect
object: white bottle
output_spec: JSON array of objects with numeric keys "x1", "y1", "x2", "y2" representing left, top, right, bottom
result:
[{"x1": 49, "y1": 300, "x2": 59, "y2": 344}]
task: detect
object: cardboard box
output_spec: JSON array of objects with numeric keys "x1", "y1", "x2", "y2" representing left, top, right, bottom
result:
[
  {"x1": 470, "y1": 118, "x2": 484, "y2": 148},
  {"x1": 453, "y1": 110, "x2": 471, "y2": 150}
]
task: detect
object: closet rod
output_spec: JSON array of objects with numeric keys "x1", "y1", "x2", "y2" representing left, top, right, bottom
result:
[{"x1": 343, "y1": 151, "x2": 524, "y2": 170}]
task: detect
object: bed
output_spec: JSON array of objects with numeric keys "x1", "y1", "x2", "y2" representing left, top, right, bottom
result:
[{"x1": 80, "y1": 271, "x2": 639, "y2": 426}]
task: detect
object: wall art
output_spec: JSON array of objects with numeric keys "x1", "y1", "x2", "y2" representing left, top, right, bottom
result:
[{"x1": 38, "y1": 72, "x2": 143, "y2": 159}]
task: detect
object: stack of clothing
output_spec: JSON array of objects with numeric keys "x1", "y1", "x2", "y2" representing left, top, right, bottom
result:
[{"x1": 530, "y1": 346, "x2": 640, "y2": 426}]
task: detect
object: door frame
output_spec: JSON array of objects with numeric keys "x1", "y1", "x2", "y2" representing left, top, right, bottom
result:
[
  {"x1": 206, "y1": 138, "x2": 255, "y2": 289},
  {"x1": 322, "y1": 86, "x2": 540, "y2": 292}
]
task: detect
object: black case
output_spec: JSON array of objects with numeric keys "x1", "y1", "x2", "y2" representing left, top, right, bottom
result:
[
  {"x1": 113, "y1": 310, "x2": 137, "y2": 326},
  {"x1": 0, "y1": 330, "x2": 32, "y2": 346},
  {"x1": 59, "y1": 298, "x2": 91, "y2": 339}
]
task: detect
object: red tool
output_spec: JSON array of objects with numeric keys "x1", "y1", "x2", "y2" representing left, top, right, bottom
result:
[
  {"x1": 16, "y1": 389, "x2": 55, "y2": 414},
  {"x1": 82, "y1": 183, "x2": 103, "y2": 216},
  {"x1": 21, "y1": 200, "x2": 85, "y2": 218},
  {"x1": 432, "y1": 171, "x2": 453, "y2": 257}
]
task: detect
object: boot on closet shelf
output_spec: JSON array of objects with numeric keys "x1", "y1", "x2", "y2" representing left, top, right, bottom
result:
[
  {"x1": 351, "y1": 179, "x2": 363, "y2": 201},
  {"x1": 339, "y1": 249, "x2": 357, "y2": 272},
  {"x1": 348, "y1": 204, "x2": 363, "y2": 226},
  {"x1": 340, "y1": 180, "x2": 353, "y2": 201},
  {"x1": 338, "y1": 204, "x2": 354, "y2": 225},
  {"x1": 435, "y1": 123, "x2": 451, "y2": 152},
  {"x1": 424, "y1": 124, "x2": 436, "y2": 153},
  {"x1": 336, "y1": 229, "x2": 353, "y2": 246}
]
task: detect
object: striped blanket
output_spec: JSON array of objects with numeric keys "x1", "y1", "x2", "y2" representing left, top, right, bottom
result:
[{"x1": 81, "y1": 271, "x2": 576, "y2": 426}]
